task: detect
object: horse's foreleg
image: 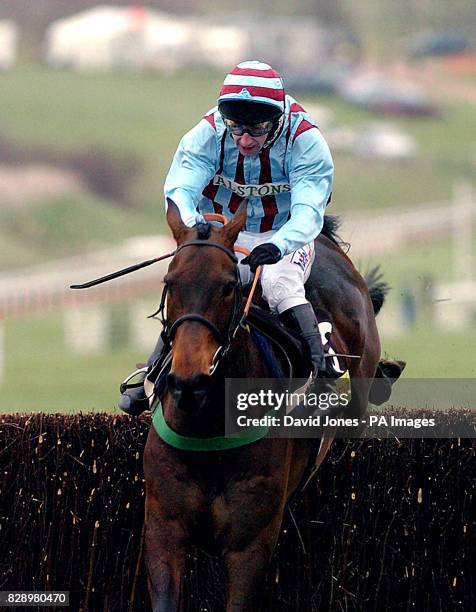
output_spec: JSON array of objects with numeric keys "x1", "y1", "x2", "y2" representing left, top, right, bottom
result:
[
  {"x1": 347, "y1": 377, "x2": 372, "y2": 419},
  {"x1": 224, "y1": 526, "x2": 280, "y2": 612},
  {"x1": 144, "y1": 509, "x2": 188, "y2": 612}
]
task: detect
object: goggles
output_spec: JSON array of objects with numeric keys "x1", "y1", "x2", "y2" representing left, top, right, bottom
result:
[{"x1": 223, "y1": 118, "x2": 275, "y2": 137}]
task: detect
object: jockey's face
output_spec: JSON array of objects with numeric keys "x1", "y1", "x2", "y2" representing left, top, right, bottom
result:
[{"x1": 232, "y1": 131, "x2": 268, "y2": 156}]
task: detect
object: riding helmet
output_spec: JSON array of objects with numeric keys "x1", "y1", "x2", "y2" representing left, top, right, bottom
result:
[{"x1": 218, "y1": 60, "x2": 285, "y2": 125}]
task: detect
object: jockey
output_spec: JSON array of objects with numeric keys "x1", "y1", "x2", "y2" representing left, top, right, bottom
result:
[{"x1": 119, "y1": 60, "x2": 334, "y2": 415}]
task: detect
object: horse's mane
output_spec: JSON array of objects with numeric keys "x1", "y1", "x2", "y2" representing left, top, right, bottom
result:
[{"x1": 321, "y1": 215, "x2": 349, "y2": 250}]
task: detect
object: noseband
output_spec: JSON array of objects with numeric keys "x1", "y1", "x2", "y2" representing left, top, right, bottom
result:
[{"x1": 152, "y1": 240, "x2": 243, "y2": 374}]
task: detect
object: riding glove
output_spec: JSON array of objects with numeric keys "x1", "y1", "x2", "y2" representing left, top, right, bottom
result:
[{"x1": 241, "y1": 243, "x2": 282, "y2": 273}]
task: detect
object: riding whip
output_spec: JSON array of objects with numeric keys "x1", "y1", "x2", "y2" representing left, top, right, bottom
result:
[{"x1": 70, "y1": 252, "x2": 175, "y2": 289}]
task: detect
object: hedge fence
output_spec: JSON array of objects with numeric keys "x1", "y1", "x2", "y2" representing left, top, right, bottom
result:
[{"x1": 0, "y1": 414, "x2": 474, "y2": 611}]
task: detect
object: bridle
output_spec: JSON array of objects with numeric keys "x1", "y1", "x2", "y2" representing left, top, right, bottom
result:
[
  {"x1": 150, "y1": 239, "x2": 244, "y2": 375},
  {"x1": 70, "y1": 211, "x2": 259, "y2": 376}
]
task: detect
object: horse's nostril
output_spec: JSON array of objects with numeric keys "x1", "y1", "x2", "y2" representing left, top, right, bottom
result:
[
  {"x1": 190, "y1": 376, "x2": 210, "y2": 410},
  {"x1": 167, "y1": 373, "x2": 179, "y2": 391},
  {"x1": 167, "y1": 373, "x2": 211, "y2": 409},
  {"x1": 167, "y1": 374, "x2": 187, "y2": 405},
  {"x1": 168, "y1": 373, "x2": 211, "y2": 392},
  {"x1": 190, "y1": 374, "x2": 211, "y2": 392}
]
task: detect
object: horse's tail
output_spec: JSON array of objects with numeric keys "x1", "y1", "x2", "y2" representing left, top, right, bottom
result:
[{"x1": 365, "y1": 266, "x2": 389, "y2": 315}]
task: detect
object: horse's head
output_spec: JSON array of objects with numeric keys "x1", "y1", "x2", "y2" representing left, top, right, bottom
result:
[{"x1": 163, "y1": 199, "x2": 247, "y2": 409}]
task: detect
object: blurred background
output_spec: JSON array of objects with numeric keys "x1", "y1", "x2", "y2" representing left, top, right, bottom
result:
[{"x1": 0, "y1": 1, "x2": 475, "y2": 411}]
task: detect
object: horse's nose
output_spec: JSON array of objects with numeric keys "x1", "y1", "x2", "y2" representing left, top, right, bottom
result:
[{"x1": 167, "y1": 373, "x2": 211, "y2": 409}]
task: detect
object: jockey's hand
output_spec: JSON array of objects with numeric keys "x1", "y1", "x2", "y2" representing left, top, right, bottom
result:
[{"x1": 241, "y1": 244, "x2": 282, "y2": 273}]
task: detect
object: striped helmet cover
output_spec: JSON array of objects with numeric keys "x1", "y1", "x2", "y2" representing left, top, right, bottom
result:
[{"x1": 218, "y1": 60, "x2": 285, "y2": 113}]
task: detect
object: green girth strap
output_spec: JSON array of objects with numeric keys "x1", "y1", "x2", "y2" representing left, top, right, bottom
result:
[{"x1": 152, "y1": 401, "x2": 269, "y2": 452}]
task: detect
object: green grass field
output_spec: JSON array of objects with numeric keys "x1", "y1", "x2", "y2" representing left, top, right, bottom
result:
[
  {"x1": 2, "y1": 316, "x2": 474, "y2": 413},
  {"x1": 363, "y1": 234, "x2": 476, "y2": 288},
  {"x1": 0, "y1": 195, "x2": 152, "y2": 269},
  {"x1": 1, "y1": 310, "x2": 148, "y2": 413},
  {"x1": 0, "y1": 65, "x2": 223, "y2": 202},
  {"x1": 1, "y1": 65, "x2": 474, "y2": 412},
  {"x1": 1, "y1": 277, "x2": 474, "y2": 414},
  {"x1": 382, "y1": 326, "x2": 476, "y2": 379}
]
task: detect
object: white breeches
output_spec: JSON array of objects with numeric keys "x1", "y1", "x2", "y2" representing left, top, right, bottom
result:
[{"x1": 235, "y1": 230, "x2": 315, "y2": 314}]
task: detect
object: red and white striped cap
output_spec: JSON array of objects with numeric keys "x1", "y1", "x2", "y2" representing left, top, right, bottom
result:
[{"x1": 218, "y1": 60, "x2": 285, "y2": 120}]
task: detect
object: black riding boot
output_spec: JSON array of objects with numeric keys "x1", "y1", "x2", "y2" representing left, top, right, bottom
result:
[
  {"x1": 118, "y1": 335, "x2": 165, "y2": 416},
  {"x1": 279, "y1": 303, "x2": 327, "y2": 376}
]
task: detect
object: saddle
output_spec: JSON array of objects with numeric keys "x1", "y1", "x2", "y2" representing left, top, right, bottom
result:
[
  {"x1": 247, "y1": 304, "x2": 347, "y2": 380},
  {"x1": 246, "y1": 305, "x2": 311, "y2": 380}
]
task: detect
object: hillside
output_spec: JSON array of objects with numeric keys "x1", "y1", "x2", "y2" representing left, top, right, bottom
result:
[{"x1": 0, "y1": 64, "x2": 474, "y2": 270}]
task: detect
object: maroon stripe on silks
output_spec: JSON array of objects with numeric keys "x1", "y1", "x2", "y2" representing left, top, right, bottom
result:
[
  {"x1": 259, "y1": 147, "x2": 278, "y2": 233},
  {"x1": 284, "y1": 119, "x2": 292, "y2": 149},
  {"x1": 230, "y1": 67, "x2": 280, "y2": 78},
  {"x1": 201, "y1": 180, "x2": 217, "y2": 202},
  {"x1": 220, "y1": 85, "x2": 284, "y2": 101},
  {"x1": 203, "y1": 112, "x2": 216, "y2": 130},
  {"x1": 228, "y1": 153, "x2": 245, "y2": 214},
  {"x1": 292, "y1": 119, "x2": 316, "y2": 143},
  {"x1": 282, "y1": 117, "x2": 292, "y2": 173},
  {"x1": 290, "y1": 102, "x2": 305, "y2": 113},
  {"x1": 202, "y1": 132, "x2": 226, "y2": 209},
  {"x1": 217, "y1": 133, "x2": 226, "y2": 171}
]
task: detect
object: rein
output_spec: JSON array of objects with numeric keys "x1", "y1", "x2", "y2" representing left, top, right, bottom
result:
[{"x1": 70, "y1": 251, "x2": 176, "y2": 289}]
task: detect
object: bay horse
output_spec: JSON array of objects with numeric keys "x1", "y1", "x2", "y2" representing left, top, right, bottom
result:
[{"x1": 143, "y1": 200, "x2": 398, "y2": 611}]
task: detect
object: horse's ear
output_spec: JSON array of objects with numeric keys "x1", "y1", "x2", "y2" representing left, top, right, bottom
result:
[
  {"x1": 166, "y1": 198, "x2": 190, "y2": 244},
  {"x1": 223, "y1": 199, "x2": 247, "y2": 246}
]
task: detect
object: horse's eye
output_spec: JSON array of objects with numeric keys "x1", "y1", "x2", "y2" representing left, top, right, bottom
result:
[{"x1": 222, "y1": 281, "x2": 236, "y2": 297}]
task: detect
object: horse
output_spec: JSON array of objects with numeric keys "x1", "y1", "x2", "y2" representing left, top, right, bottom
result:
[{"x1": 143, "y1": 200, "x2": 403, "y2": 611}]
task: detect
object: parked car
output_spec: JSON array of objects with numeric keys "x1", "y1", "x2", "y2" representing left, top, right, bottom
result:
[
  {"x1": 353, "y1": 122, "x2": 419, "y2": 159},
  {"x1": 339, "y1": 71, "x2": 440, "y2": 117},
  {"x1": 284, "y1": 63, "x2": 350, "y2": 95},
  {"x1": 408, "y1": 32, "x2": 471, "y2": 58}
]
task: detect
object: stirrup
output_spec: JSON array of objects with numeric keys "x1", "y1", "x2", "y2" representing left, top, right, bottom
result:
[{"x1": 119, "y1": 367, "x2": 149, "y2": 394}]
